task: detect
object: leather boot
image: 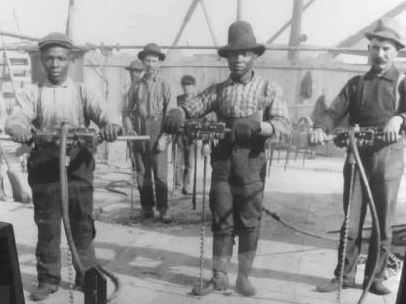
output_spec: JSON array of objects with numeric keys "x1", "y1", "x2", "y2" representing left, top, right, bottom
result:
[
  {"x1": 30, "y1": 283, "x2": 59, "y2": 301},
  {"x1": 236, "y1": 228, "x2": 259, "y2": 297},
  {"x1": 199, "y1": 234, "x2": 234, "y2": 294}
]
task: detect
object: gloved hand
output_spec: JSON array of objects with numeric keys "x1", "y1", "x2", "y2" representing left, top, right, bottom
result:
[
  {"x1": 162, "y1": 108, "x2": 186, "y2": 134},
  {"x1": 232, "y1": 120, "x2": 261, "y2": 141},
  {"x1": 101, "y1": 124, "x2": 121, "y2": 142},
  {"x1": 9, "y1": 125, "x2": 32, "y2": 143}
]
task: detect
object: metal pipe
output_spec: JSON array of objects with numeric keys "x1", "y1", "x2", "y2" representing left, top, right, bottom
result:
[{"x1": 0, "y1": 135, "x2": 151, "y2": 141}]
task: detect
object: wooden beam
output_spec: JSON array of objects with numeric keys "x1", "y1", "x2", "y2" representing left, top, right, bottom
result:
[
  {"x1": 288, "y1": 0, "x2": 304, "y2": 61},
  {"x1": 336, "y1": 1, "x2": 406, "y2": 47},
  {"x1": 266, "y1": 0, "x2": 316, "y2": 44},
  {"x1": 199, "y1": 0, "x2": 218, "y2": 46},
  {"x1": 171, "y1": 0, "x2": 200, "y2": 47}
]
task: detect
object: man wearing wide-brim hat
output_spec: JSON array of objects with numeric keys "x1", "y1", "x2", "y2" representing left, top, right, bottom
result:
[
  {"x1": 312, "y1": 17, "x2": 406, "y2": 295},
  {"x1": 163, "y1": 21, "x2": 291, "y2": 296},
  {"x1": 127, "y1": 42, "x2": 174, "y2": 223}
]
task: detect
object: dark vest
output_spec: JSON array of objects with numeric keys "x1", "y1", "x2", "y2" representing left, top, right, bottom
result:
[{"x1": 349, "y1": 68, "x2": 403, "y2": 127}]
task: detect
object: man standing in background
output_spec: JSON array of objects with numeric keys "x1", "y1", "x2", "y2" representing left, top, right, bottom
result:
[
  {"x1": 173, "y1": 75, "x2": 197, "y2": 196},
  {"x1": 123, "y1": 43, "x2": 173, "y2": 223}
]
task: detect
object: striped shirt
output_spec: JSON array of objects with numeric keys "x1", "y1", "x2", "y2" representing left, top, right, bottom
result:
[
  {"x1": 6, "y1": 78, "x2": 113, "y2": 132},
  {"x1": 182, "y1": 73, "x2": 290, "y2": 139}
]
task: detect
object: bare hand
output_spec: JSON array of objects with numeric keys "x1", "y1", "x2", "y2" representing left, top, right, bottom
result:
[
  {"x1": 155, "y1": 135, "x2": 168, "y2": 153},
  {"x1": 310, "y1": 128, "x2": 328, "y2": 145},
  {"x1": 383, "y1": 116, "x2": 403, "y2": 143},
  {"x1": 102, "y1": 124, "x2": 121, "y2": 142}
]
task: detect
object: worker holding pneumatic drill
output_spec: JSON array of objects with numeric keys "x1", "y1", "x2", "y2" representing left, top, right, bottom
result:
[
  {"x1": 163, "y1": 21, "x2": 290, "y2": 296},
  {"x1": 311, "y1": 18, "x2": 406, "y2": 296},
  {"x1": 5, "y1": 32, "x2": 121, "y2": 301}
]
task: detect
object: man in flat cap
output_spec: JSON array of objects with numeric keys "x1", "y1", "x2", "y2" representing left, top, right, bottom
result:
[
  {"x1": 163, "y1": 21, "x2": 290, "y2": 296},
  {"x1": 124, "y1": 43, "x2": 174, "y2": 223},
  {"x1": 312, "y1": 18, "x2": 406, "y2": 295},
  {"x1": 5, "y1": 32, "x2": 121, "y2": 301}
]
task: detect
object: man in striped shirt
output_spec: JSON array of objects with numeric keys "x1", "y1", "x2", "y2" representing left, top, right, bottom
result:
[{"x1": 163, "y1": 21, "x2": 290, "y2": 296}]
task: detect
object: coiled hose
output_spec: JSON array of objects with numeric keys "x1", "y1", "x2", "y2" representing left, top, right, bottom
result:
[{"x1": 59, "y1": 123, "x2": 121, "y2": 303}]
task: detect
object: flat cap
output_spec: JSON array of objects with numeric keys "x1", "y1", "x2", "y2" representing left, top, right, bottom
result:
[
  {"x1": 38, "y1": 32, "x2": 73, "y2": 50},
  {"x1": 181, "y1": 75, "x2": 196, "y2": 85}
]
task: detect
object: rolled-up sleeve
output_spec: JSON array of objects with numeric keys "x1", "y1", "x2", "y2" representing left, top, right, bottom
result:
[
  {"x1": 5, "y1": 86, "x2": 37, "y2": 134},
  {"x1": 182, "y1": 84, "x2": 217, "y2": 119},
  {"x1": 263, "y1": 82, "x2": 291, "y2": 140}
]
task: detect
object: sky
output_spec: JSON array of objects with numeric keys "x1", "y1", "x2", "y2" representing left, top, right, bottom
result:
[{"x1": 2, "y1": 0, "x2": 406, "y2": 47}]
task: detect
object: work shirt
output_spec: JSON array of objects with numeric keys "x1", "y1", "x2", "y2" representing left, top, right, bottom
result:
[
  {"x1": 177, "y1": 93, "x2": 217, "y2": 122},
  {"x1": 182, "y1": 72, "x2": 290, "y2": 139},
  {"x1": 6, "y1": 78, "x2": 112, "y2": 131},
  {"x1": 316, "y1": 65, "x2": 406, "y2": 132},
  {"x1": 129, "y1": 73, "x2": 172, "y2": 120}
]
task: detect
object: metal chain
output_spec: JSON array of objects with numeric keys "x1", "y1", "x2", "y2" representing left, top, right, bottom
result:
[
  {"x1": 66, "y1": 246, "x2": 75, "y2": 304},
  {"x1": 198, "y1": 142, "x2": 209, "y2": 292},
  {"x1": 337, "y1": 156, "x2": 355, "y2": 303}
]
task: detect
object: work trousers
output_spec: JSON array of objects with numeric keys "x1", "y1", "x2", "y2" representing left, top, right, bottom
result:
[
  {"x1": 28, "y1": 147, "x2": 96, "y2": 286},
  {"x1": 133, "y1": 118, "x2": 168, "y2": 212},
  {"x1": 209, "y1": 142, "x2": 266, "y2": 236},
  {"x1": 174, "y1": 136, "x2": 194, "y2": 193},
  {"x1": 334, "y1": 141, "x2": 404, "y2": 283}
]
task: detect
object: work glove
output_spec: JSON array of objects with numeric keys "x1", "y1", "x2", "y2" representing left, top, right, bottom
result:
[
  {"x1": 101, "y1": 124, "x2": 121, "y2": 142},
  {"x1": 9, "y1": 125, "x2": 32, "y2": 143},
  {"x1": 162, "y1": 108, "x2": 186, "y2": 134},
  {"x1": 232, "y1": 120, "x2": 261, "y2": 142}
]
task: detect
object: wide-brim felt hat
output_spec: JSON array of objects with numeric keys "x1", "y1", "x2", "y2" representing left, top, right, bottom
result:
[
  {"x1": 138, "y1": 43, "x2": 166, "y2": 61},
  {"x1": 38, "y1": 32, "x2": 74, "y2": 50},
  {"x1": 125, "y1": 59, "x2": 144, "y2": 71},
  {"x1": 218, "y1": 21, "x2": 265, "y2": 57},
  {"x1": 365, "y1": 17, "x2": 406, "y2": 49}
]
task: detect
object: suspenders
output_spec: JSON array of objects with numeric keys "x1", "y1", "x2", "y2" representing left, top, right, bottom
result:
[{"x1": 33, "y1": 82, "x2": 87, "y2": 129}]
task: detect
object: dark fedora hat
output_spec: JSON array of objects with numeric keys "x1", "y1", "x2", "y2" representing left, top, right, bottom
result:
[
  {"x1": 138, "y1": 43, "x2": 166, "y2": 61},
  {"x1": 38, "y1": 32, "x2": 73, "y2": 50},
  {"x1": 218, "y1": 21, "x2": 265, "y2": 58},
  {"x1": 181, "y1": 75, "x2": 196, "y2": 85},
  {"x1": 125, "y1": 59, "x2": 144, "y2": 71},
  {"x1": 365, "y1": 17, "x2": 406, "y2": 49}
]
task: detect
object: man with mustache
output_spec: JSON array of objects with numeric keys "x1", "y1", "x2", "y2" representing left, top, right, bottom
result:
[
  {"x1": 5, "y1": 32, "x2": 120, "y2": 301},
  {"x1": 125, "y1": 43, "x2": 173, "y2": 223},
  {"x1": 163, "y1": 21, "x2": 290, "y2": 296},
  {"x1": 311, "y1": 18, "x2": 406, "y2": 295}
]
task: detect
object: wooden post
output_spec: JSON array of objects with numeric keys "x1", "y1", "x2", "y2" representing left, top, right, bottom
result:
[
  {"x1": 267, "y1": 0, "x2": 316, "y2": 44},
  {"x1": 171, "y1": 0, "x2": 200, "y2": 47},
  {"x1": 66, "y1": 0, "x2": 75, "y2": 41},
  {"x1": 288, "y1": 0, "x2": 304, "y2": 61},
  {"x1": 199, "y1": 0, "x2": 218, "y2": 46},
  {"x1": 237, "y1": 0, "x2": 243, "y2": 21}
]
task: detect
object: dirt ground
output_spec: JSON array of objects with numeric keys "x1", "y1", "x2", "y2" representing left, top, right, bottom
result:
[{"x1": 1, "y1": 148, "x2": 406, "y2": 304}]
